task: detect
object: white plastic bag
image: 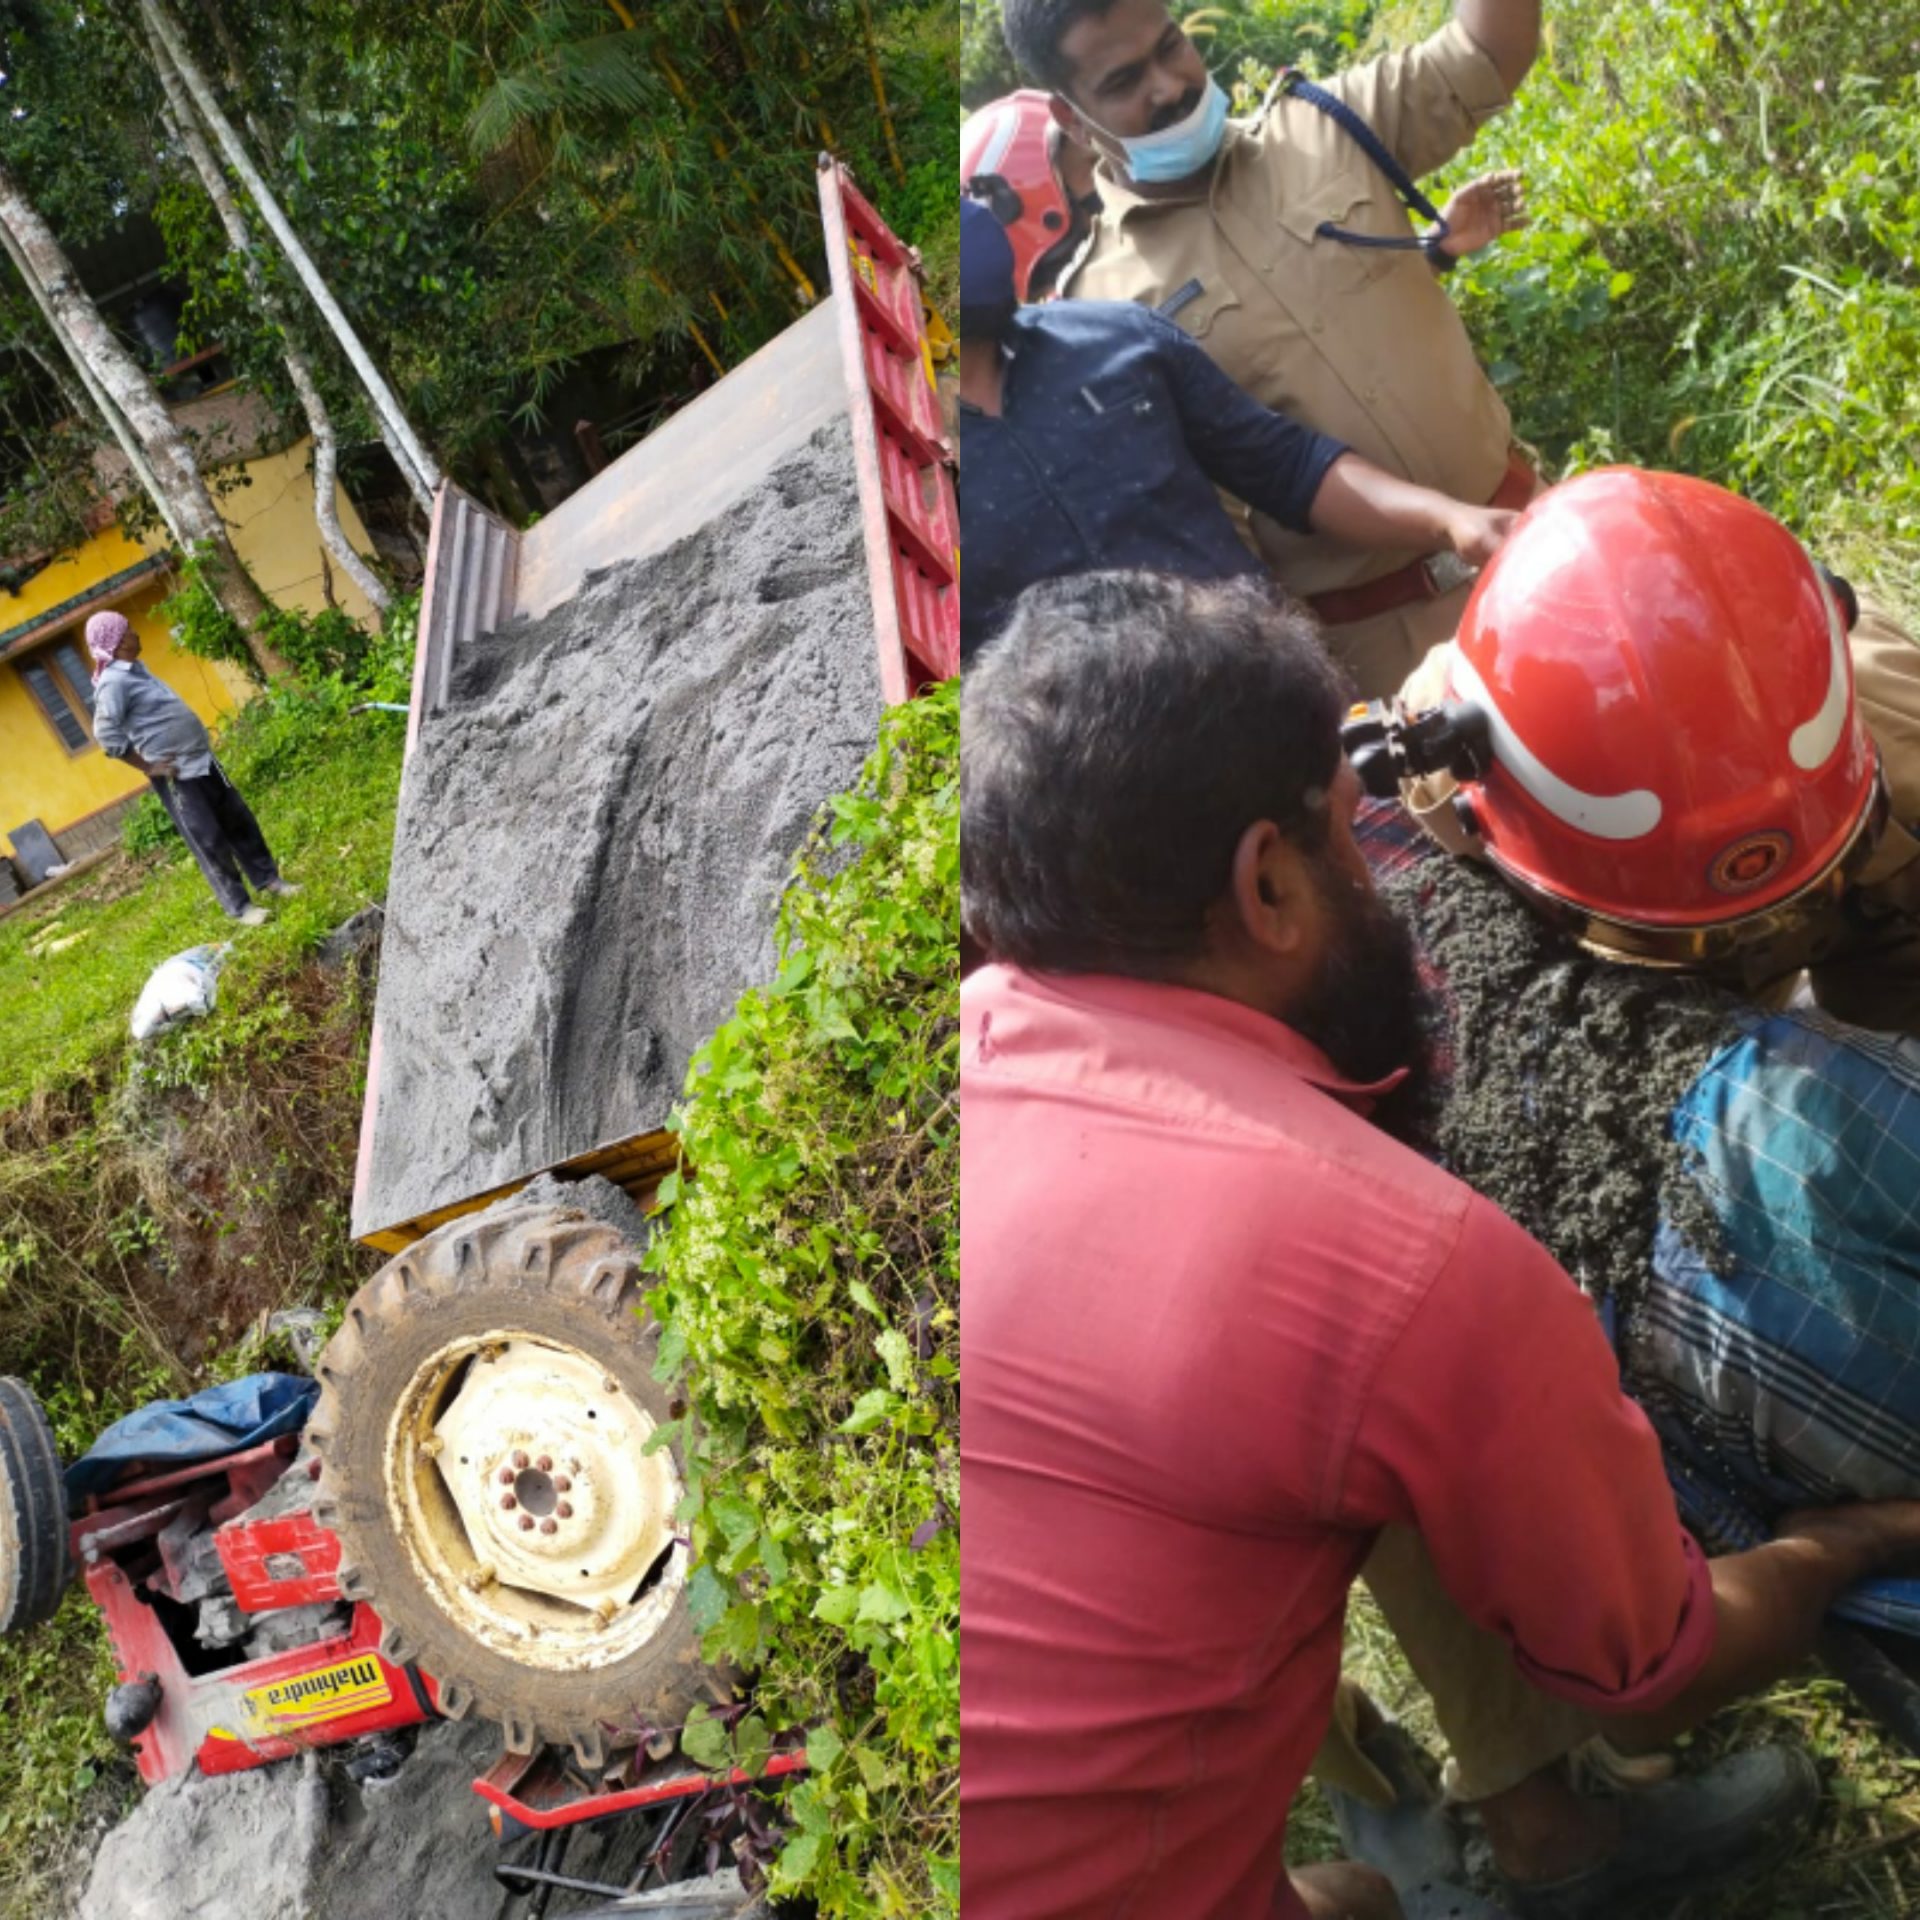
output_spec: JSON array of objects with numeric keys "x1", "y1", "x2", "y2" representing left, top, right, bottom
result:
[{"x1": 130, "y1": 944, "x2": 231, "y2": 1043}]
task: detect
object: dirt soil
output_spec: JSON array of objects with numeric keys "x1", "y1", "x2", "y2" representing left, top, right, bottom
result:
[
  {"x1": 507, "y1": 1169, "x2": 652, "y2": 1246},
  {"x1": 76, "y1": 1749, "x2": 326, "y2": 1920},
  {"x1": 1378, "y1": 839, "x2": 1745, "y2": 1315},
  {"x1": 358, "y1": 417, "x2": 883, "y2": 1237}
]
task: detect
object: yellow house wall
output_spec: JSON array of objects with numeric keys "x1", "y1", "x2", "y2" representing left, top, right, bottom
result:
[
  {"x1": 0, "y1": 575, "x2": 252, "y2": 857},
  {"x1": 0, "y1": 434, "x2": 376, "y2": 857},
  {"x1": 218, "y1": 440, "x2": 380, "y2": 626}
]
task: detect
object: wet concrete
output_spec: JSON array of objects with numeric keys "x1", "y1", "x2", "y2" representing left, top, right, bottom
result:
[{"x1": 1379, "y1": 842, "x2": 1742, "y2": 1313}]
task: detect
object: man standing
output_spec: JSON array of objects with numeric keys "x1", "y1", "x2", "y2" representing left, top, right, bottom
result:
[
  {"x1": 960, "y1": 570, "x2": 1920, "y2": 1918},
  {"x1": 88, "y1": 610, "x2": 297, "y2": 926},
  {"x1": 959, "y1": 198, "x2": 1517, "y2": 658},
  {"x1": 1003, "y1": 0, "x2": 1538, "y2": 696}
]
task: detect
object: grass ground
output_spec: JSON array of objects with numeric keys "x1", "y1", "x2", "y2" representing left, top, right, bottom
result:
[
  {"x1": 0, "y1": 690, "x2": 405, "y2": 1917},
  {"x1": 0, "y1": 699, "x2": 405, "y2": 1114},
  {"x1": 1279, "y1": 1594, "x2": 1920, "y2": 1917}
]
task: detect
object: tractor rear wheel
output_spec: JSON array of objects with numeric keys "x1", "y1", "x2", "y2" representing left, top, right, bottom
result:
[
  {"x1": 0, "y1": 1375, "x2": 73, "y2": 1634},
  {"x1": 309, "y1": 1204, "x2": 711, "y2": 1764}
]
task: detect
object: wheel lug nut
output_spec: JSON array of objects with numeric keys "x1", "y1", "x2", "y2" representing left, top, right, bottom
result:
[
  {"x1": 498, "y1": 1467, "x2": 514, "y2": 1484},
  {"x1": 500, "y1": 1494, "x2": 517, "y2": 1511},
  {"x1": 539, "y1": 1519, "x2": 557, "y2": 1535},
  {"x1": 556, "y1": 1502, "x2": 573, "y2": 1519},
  {"x1": 553, "y1": 1476, "x2": 571, "y2": 1493},
  {"x1": 518, "y1": 1514, "x2": 535, "y2": 1531},
  {"x1": 536, "y1": 1455, "x2": 553, "y2": 1472},
  {"x1": 512, "y1": 1450, "x2": 529, "y2": 1469}
]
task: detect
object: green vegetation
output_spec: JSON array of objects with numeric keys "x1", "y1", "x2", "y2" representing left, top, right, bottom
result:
[
  {"x1": 0, "y1": 608, "x2": 410, "y2": 1113},
  {"x1": 1388, "y1": 0, "x2": 1920, "y2": 617},
  {"x1": 0, "y1": 0, "x2": 957, "y2": 536},
  {"x1": 0, "y1": 1591, "x2": 123, "y2": 1920},
  {"x1": 0, "y1": 609, "x2": 412, "y2": 1915},
  {"x1": 647, "y1": 682, "x2": 958, "y2": 1918}
]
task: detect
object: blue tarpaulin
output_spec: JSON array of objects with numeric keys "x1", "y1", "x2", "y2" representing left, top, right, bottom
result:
[{"x1": 66, "y1": 1372, "x2": 318, "y2": 1503}]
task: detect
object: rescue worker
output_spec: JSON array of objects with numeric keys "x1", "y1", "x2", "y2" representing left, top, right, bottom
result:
[
  {"x1": 962, "y1": 88, "x2": 1104, "y2": 301},
  {"x1": 1000, "y1": 0, "x2": 1540, "y2": 697},
  {"x1": 88, "y1": 610, "x2": 298, "y2": 926},
  {"x1": 958, "y1": 197, "x2": 1519, "y2": 658},
  {"x1": 963, "y1": 82, "x2": 1527, "y2": 307},
  {"x1": 1370, "y1": 468, "x2": 1920, "y2": 1036},
  {"x1": 1304, "y1": 469, "x2": 1920, "y2": 1913},
  {"x1": 960, "y1": 566, "x2": 1920, "y2": 1920}
]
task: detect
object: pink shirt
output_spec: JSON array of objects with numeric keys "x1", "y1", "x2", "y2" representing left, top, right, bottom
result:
[{"x1": 960, "y1": 966, "x2": 1714, "y2": 1920}]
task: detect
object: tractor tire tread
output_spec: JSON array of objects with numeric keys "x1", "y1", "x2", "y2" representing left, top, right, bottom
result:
[
  {"x1": 0, "y1": 1376, "x2": 72, "y2": 1635},
  {"x1": 311, "y1": 1203, "x2": 709, "y2": 1757}
]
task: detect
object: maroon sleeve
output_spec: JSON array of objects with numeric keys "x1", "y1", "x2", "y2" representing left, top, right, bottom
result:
[{"x1": 1342, "y1": 1196, "x2": 1716, "y2": 1714}]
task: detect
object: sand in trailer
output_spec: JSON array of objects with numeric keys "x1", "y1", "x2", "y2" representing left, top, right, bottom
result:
[{"x1": 356, "y1": 419, "x2": 883, "y2": 1238}]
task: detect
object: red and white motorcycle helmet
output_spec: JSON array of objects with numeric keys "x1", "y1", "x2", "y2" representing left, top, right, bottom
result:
[
  {"x1": 1439, "y1": 468, "x2": 1885, "y2": 970},
  {"x1": 961, "y1": 90, "x2": 1085, "y2": 301}
]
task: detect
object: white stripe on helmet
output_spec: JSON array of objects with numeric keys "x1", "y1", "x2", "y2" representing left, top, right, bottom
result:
[
  {"x1": 1452, "y1": 650, "x2": 1663, "y2": 841},
  {"x1": 1789, "y1": 570, "x2": 1850, "y2": 772}
]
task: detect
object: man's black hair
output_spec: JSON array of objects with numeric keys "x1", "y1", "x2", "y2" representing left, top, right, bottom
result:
[
  {"x1": 1002, "y1": 0, "x2": 1125, "y2": 93},
  {"x1": 962, "y1": 571, "x2": 1348, "y2": 976}
]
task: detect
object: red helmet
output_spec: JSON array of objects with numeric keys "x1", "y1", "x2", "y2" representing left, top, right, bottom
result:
[
  {"x1": 1410, "y1": 469, "x2": 1883, "y2": 972},
  {"x1": 961, "y1": 90, "x2": 1086, "y2": 301}
]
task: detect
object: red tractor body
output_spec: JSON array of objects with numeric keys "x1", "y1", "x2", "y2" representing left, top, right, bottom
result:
[{"x1": 74, "y1": 1434, "x2": 436, "y2": 1788}]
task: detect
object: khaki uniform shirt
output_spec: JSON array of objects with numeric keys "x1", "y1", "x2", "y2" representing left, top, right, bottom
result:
[{"x1": 1062, "y1": 21, "x2": 1515, "y2": 691}]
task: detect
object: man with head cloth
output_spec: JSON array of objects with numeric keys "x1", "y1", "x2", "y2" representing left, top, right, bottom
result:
[{"x1": 88, "y1": 610, "x2": 297, "y2": 926}]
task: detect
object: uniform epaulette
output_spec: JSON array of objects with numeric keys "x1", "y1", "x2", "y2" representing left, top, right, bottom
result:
[{"x1": 1052, "y1": 219, "x2": 1105, "y2": 298}]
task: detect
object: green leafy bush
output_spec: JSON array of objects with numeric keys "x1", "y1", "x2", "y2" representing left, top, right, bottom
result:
[
  {"x1": 1368, "y1": 0, "x2": 1920, "y2": 608},
  {"x1": 646, "y1": 682, "x2": 958, "y2": 1918},
  {"x1": 158, "y1": 549, "x2": 404, "y2": 686},
  {"x1": 155, "y1": 550, "x2": 256, "y2": 675},
  {"x1": 120, "y1": 792, "x2": 184, "y2": 862}
]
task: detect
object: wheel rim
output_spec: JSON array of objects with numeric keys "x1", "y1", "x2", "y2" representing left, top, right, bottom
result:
[{"x1": 385, "y1": 1333, "x2": 686, "y2": 1672}]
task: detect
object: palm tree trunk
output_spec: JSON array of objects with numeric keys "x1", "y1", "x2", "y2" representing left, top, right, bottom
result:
[
  {"x1": 152, "y1": 50, "x2": 391, "y2": 617},
  {"x1": 139, "y1": 0, "x2": 442, "y2": 517},
  {"x1": 0, "y1": 160, "x2": 289, "y2": 677}
]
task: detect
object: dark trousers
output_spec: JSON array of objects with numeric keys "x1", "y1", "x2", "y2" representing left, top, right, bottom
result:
[{"x1": 153, "y1": 764, "x2": 280, "y2": 917}]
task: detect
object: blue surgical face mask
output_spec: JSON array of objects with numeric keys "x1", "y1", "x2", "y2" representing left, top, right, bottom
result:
[{"x1": 1087, "y1": 77, "x2": 1229, "y2": 186}]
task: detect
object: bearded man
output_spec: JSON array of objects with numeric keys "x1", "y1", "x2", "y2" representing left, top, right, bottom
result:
[{"x1": 958, "y1": 569, "x2": 1920, "y2": 1920}]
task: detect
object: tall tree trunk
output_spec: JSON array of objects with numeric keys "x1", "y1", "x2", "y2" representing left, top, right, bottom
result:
[
  {"x1": 152, "y1": 53, "x2": 392, "y2": 617},
  {"x1": 17, "y1": 333, "x2": 92, "y2": 429},
  {"x1": 0, "y1": 226, "x2": 187, "y2": 547},
  {"x1": 139, "y1": 0, "x2": 443, "y2": 517},
  {"x1": 0, "y1": 156, "x2": 288, "y2": 678}
]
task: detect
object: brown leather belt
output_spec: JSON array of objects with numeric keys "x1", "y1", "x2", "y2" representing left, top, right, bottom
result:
[{"x1": 1306, "y1": 451, "x2": 1539, "y2": 628}]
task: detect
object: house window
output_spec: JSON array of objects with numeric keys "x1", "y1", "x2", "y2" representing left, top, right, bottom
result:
[{"x1": 15, "y1": 634, "x2": 98, "y2": 754}]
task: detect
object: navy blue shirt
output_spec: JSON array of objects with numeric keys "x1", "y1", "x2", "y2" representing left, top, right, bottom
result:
[{"x1": 959, "y1": 301, "x2": 1349, "y2": 657}]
